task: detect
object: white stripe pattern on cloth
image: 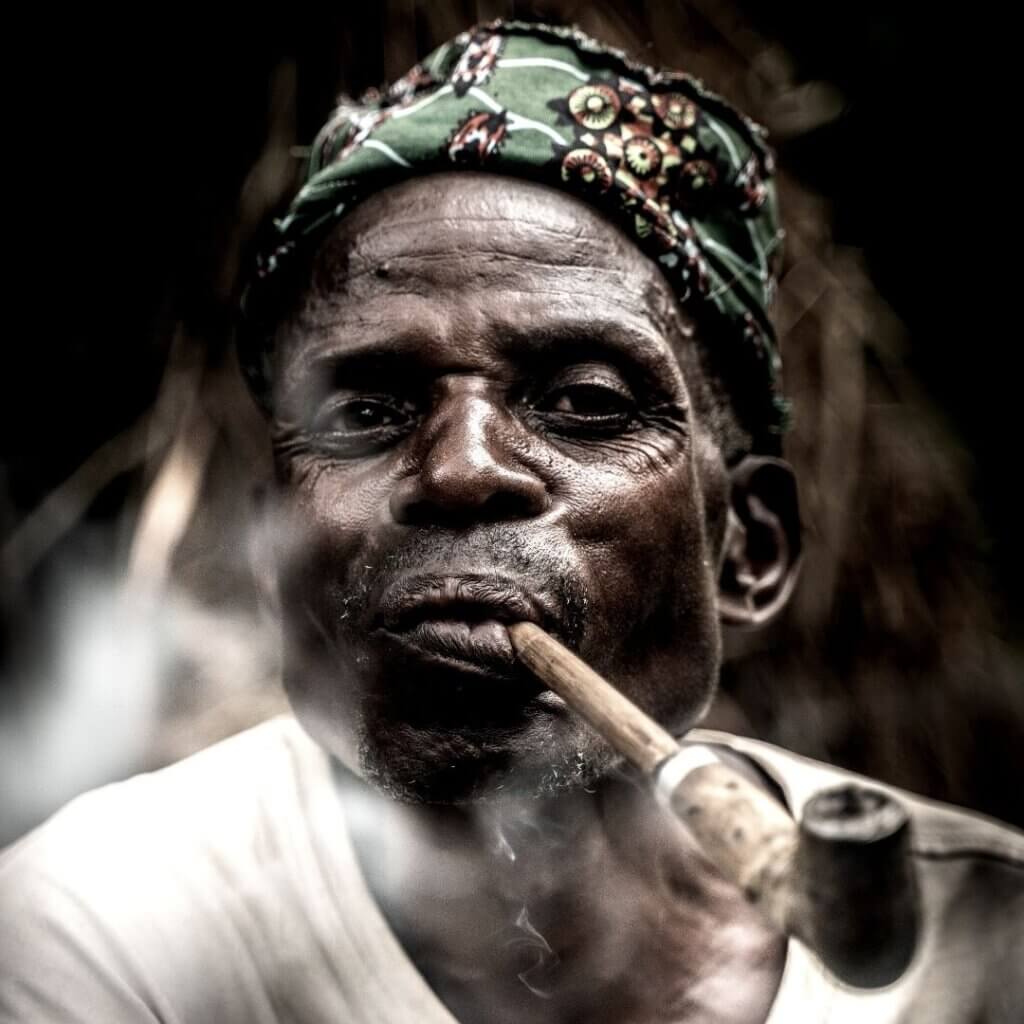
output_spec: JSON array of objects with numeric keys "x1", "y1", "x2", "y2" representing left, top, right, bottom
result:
[
  {"x1": 496, "y1": 57, "x2": 591, "y2": 81},
  {"x1": 361, "y1": 140, "x2": 412, "y2": 169}
]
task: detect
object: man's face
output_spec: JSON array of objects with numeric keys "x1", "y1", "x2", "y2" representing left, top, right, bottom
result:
[{"x1": 268, "y1": 173, "x2": 732, "y2": 802}]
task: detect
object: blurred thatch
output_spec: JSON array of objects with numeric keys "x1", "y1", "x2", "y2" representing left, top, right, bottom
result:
[{"x1": 2, "y1": 0, "x2": 1021, "y2": 840}]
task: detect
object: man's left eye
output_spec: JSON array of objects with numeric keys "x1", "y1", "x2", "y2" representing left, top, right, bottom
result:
[
  {"x1": 539, "y1": 384, "x2": 633, "y2": 417},
  {"x1": 532, "y1": 382, "x2": 637, "y2": 434}
]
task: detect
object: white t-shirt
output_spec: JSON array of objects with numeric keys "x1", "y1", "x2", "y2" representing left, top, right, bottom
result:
[{"x1": 1, "y1": 717, "x2": 1021, "y2": 1023}]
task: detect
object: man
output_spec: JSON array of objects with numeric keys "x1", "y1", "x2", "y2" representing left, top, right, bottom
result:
[{"x1": 1, "y1": 21, "x2": 1022, "y2": 1024}]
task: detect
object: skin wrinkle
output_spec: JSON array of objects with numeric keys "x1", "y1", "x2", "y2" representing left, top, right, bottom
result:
[
  {"x1": 278, "y1": 311, "x2": 689, "y2": 422},
  {"x1": 266, "y1": 173, "x2": 799, "y2": 1024},
  {"x1": 283, "y1": 315, "x2": 683, "y2": 384},
  {"x1": 338, "y1": 211, "x2": 612, "y2": 264},
  {"x1": 296, "y1": 196, "x2": 647, "y2": 305},
  {"x1": 273, "y1": 174, "x2": 718, "y2": 775},
  {"x1": 286, "y1": 278, "x2": 669, "y2": 335},
  {"x1": 351, "y1": 248, "x2": 626, "y2": 273}
]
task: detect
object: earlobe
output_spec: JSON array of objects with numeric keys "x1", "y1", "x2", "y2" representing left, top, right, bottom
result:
[{"x1": 717, "y1": 456, "x2": 802, "y2": 628}]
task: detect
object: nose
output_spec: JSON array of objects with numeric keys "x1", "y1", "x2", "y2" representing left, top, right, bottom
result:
[{"x1": 389, "y1": 386, "x2": 549, "y2": 527}]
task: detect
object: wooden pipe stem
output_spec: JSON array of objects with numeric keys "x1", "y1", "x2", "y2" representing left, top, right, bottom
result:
[
  {"x1": 507, "y1": 621, "x2": 918, "y2": 989},
  {"x1": 508, "y1": 620, "x2": 678, "y2": 774}
]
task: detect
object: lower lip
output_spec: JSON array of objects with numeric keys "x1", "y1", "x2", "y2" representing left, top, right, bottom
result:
[{"x1": 379, "y1": 618, "x2": 519, "y2": 673}]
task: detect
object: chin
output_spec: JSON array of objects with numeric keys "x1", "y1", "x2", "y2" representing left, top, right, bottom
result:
[
  {"x1": 284, "y1": 624, "x2": 718, "y2": 805},
  {"x1": 356, "y1": 704, "x2": 622, "y2": 805}
]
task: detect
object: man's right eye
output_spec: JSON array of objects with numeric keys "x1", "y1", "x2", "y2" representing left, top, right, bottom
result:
[{"x1": 309, "y1": 396, "x2": 418, "y2": 454}]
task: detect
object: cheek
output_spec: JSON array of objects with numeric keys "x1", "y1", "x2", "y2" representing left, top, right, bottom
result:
[
  {"x1": 560, "y1": 450, "x2": 717, "y2": 674},
  {"x1": 569, "y1": 456, "x2": 720, "y2": 729},
  {"x1": 272, "y1": 457, "x2": 398, "y2": 759},
  {"x1": 273, "y1": 455, "x2": 395, "y2": 607}
]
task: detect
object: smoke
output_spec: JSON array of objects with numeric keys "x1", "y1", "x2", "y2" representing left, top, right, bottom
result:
[
  {"x1": 331, "y1": 754, "x2": 781, "y2": 1022},
  {"x1": 509, "y1": 907, "x2": 559, "y2": 998},
  {"x1": 0, "y1": 566, "x2": 285, "y2": 847},
  {"x1": 0, "y1": 575, "x2": 164, "y2": 846}
]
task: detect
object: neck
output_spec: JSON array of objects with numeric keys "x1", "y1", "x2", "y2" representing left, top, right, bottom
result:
[{"x1": 339, "y1": 763, "x2": 786, "y2": 1024}]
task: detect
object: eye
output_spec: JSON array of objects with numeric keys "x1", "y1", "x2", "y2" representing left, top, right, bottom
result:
[
  {"x1": 318, "y1": 398, "x2": 409, "y2": 431},
  {"x1": 531, "y1": 371, "x2": 638, "y2": 436},
  {"x1": 309, "y1": 395, "x2": 418, "y2": 454},
  {"x1": 538, "y1": 383, "x2": 634, "y2": 418}
]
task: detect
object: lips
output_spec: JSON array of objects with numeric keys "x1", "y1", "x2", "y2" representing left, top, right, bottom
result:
[{"x1": 372, "y1": 574, "x2": 555, "y2": 678}]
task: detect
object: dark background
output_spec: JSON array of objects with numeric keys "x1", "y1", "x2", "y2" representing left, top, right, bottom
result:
[{"x1": 3, "y1": 1, "x2": 1022, "y2": 839}]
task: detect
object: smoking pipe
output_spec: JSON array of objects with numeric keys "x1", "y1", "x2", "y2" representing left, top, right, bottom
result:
[{"x1": 508, "y1": 621, "x2": 918, "y2": 990}]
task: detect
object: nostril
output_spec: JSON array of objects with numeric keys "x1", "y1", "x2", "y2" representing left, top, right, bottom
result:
[
  {"x1": 388, "y1": 395, "x2": 550, "y2": 526},
  {"x1": 479, "y1": 490, "x2": 545, "y2": 522},
  {"x1": 394, "y1": 488, "x2": 546, "y2": 527},
  {"x1": 389, "y1": 458, "x2": 550, "y2": 525}
]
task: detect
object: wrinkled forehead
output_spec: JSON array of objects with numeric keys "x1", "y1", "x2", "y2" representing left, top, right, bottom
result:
[
  {"x1": 290, "y1": 173, "x2": 695, "y2": 345},
  {"x1": 272, "y1": 174, "x2": 696, "y2": 401}
]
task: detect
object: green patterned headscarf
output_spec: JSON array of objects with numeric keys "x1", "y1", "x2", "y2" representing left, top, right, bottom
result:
[{"x1": 242, "y1": 21, "x2": 788, "y2": 446}]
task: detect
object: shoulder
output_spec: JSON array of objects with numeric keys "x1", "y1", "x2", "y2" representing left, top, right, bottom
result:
[
  {"x1": 691, "y1": 729, "x2": 1024, "y2": 1023},
  {"x1": 0, "y1": 716, "x2": 335, "y2": 1023},
  {"x1": 1, "y1": 715, "x2": 325, "y2": 885},
  {"x1": 689, "y1": 727, "x2": 1024, "y2": 864}
]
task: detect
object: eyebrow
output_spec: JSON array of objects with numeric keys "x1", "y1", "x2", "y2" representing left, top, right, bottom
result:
[
  {"x1": 281, "y1": 313, "x2": 687, "y2": 407},
  {"x1": 495, "y1": 318, "x2": 683, "y2": 378}
]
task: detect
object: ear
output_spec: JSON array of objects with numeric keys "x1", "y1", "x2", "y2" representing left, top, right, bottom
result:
[{"x1": 718, "y1": 456, "x2": 802, "y2": 628}]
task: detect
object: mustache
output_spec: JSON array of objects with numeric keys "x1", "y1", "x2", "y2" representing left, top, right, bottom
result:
[{"x1": 343, "y1": 528, "x2": 588, "y2": 650}]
